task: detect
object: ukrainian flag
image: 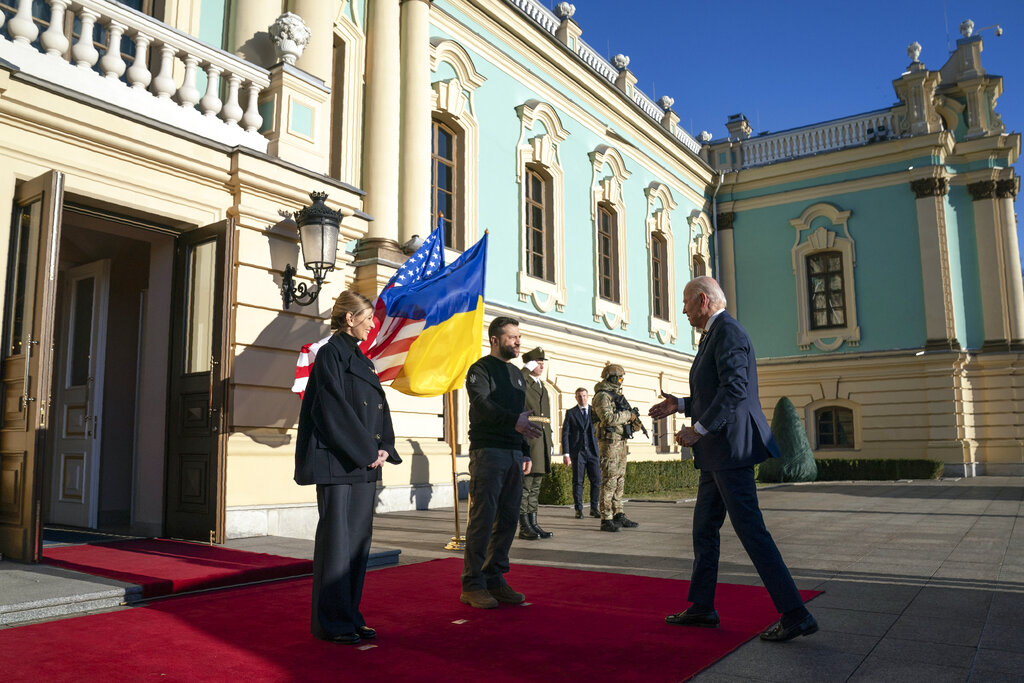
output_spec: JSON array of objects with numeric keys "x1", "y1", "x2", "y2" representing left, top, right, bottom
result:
[{"x1": 376, "y1": 233, "x2": 488, "y2": 396}]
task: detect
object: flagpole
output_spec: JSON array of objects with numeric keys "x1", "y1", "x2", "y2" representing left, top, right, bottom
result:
[{"x1": 443, "y1": 390, "x2": 466, "y2": 551}]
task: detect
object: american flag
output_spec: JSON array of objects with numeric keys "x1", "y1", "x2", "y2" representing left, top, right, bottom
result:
[
  {"x1": 362, "y1": 227, "x2": 446, "y2": 381},
  {"x1": 291, "y1": 226, "x2": 445, "y2": 398}
]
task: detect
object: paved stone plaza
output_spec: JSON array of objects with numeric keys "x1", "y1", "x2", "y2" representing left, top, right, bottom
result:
[{"x1": 3, "y1": 477, "x2": 1023, "y2": 681}]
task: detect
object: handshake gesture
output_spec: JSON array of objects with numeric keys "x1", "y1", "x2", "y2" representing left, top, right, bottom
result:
[{"x1": 647, "y1": 392, "x2": 702, "y2": 448}]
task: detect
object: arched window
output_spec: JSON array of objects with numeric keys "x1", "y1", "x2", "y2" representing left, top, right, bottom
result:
[
  {"x1": 651, "y1": 234, "x2": 669, "y2": 320},
  {"x1": 806, "y1": 251, "x2": 846, "y2": 329},
  {"x1": 524, "y1": 166, "x2": 553, "y2": 282},
  {"x1": 691, "y1": 255, "x2": 706, "y2": 278},
  {"x1": 597, "y1": 203, "x2": 620, "y2": 303},
  {"x1": 815, "y1": 406, "x2": 854, "y2": 448},
  {"x1": 431, "y1": 119, "x2": 458, "y2": 248}
]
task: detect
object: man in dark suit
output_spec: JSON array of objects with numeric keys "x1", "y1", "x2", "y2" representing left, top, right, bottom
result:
[
  {"x1": 649, "y1": 276, "x2": 817, "y2": 642},
  {"x1": 561, "y1": 387, "x2": 601, "y2": 519}
]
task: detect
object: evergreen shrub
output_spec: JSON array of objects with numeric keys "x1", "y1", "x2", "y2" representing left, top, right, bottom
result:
[{"x1": 757, "y1": 397, "x2": 818, "y2": 483}]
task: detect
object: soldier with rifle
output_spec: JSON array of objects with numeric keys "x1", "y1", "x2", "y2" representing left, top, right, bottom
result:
[{"x1": 592, "y1": 364, "x2": 646, "y2": 532}]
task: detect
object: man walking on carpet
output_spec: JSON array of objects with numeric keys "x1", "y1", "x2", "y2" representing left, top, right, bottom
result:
[
  {"x1": 561, "y1": 387, "x2": 600, "y2": 519},
  {"x1": 649, "y1": 276, "x2": 817, "y2": 642},
  {"x1": 460, "y1": 316, "x2": 543, "y2": 609}
]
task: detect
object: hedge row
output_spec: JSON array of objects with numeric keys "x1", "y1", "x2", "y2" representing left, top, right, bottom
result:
[
  {"x1": 539, "y1": 457, "x2": 944, "y2": 503},
  {"x1": 538, "y1": 460, "x2": 700, "y2": 505}
]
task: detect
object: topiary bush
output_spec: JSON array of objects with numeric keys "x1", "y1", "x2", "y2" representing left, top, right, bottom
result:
[{"x1": 758, "y1": 397, "x2": 818, "y2": 483}]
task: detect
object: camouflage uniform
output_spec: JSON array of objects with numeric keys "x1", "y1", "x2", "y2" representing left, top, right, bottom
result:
[{"x1": 592, "y1": 377, "x2": 633, "y2": 521}]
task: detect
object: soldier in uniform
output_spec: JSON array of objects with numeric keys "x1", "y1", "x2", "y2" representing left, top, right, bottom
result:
[
  {"x1": 519, "y1": 347, "x2": 553, "y2": 539},
  {"x1": 592, "y1": 364, "x2": 641, "y2": 532}
]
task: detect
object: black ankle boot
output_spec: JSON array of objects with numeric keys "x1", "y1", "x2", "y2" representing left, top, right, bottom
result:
[
  {"x1": 613, "y1": 512, "x2": 638, "y2": 528},
  {"x1": 529, "y1": 512, "x2": 553, "y2": 538},
  {"x1": 518, "y1": 514, "x2": 540, "y2": 540}
]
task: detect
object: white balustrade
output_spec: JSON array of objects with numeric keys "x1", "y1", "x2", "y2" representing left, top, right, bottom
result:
[
  {"x1": 98, "y1": 20, "x2": 126, "y2": 79},
  {"x1": 735, "y1": 109, "x2": 898, "y2": 169},
  {"x1": 8, "y1": 0, "x2": 39, "y2": 46},
  {"x1": 71, "y1": 9, "x2": 100, "y2": 69},
  {"x1": 40, "y1": 0, "x2": 70, "y2": 56},
  {"x1": 0, "y1": 0, "x2": 271, "y2": 151},
  {"x1": 505, "y1": 0, "x2": 702, "y2": 157}
]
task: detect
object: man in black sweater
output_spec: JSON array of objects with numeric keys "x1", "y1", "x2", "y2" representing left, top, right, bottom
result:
[{"x1": 460, "y1": 316, "x2": 543, "y2": 609}]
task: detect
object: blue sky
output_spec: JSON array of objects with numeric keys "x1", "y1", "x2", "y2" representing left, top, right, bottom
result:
[{"x1": 534, "y1": 0, "x2": 1023, "y2": 261}]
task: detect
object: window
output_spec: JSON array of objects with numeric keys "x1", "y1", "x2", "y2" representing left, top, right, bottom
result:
[
  {"x1": 691, "y1": 255, "x2": 706, "y2": 278},
  {"x1": 652, "y1": 416, "x2": 671, "y2": 453},
  {"x1": 807, "y1": 251, "x2": 846, "y2": 329},
  {"x1": 597, "y1": 204, "x2": 619, "y2": 302},
  {"x1": 646, "y1": 182, "x2": 679, "y2": 343},
  {"x1": 432, "y1": 40, "x2": 486, "y2": 253},
  {"x1": 651, "y1": 234, "x2": 668, "y2": 320},
  {"x1": 790, "y1": 203, "x2": 860, "y2": 351},
  {"x1": 524, "y1": 167, "x2": 552, "y2": 282},
  {"x1": 815, "y1": 406, "x2": 854, "y2": 448},
  {"x1": 431, "y1": 120, "x2": 457, "y2": 248},
  {"x1": 515, "y1": 100, "x2": 568, "y2": 312}
]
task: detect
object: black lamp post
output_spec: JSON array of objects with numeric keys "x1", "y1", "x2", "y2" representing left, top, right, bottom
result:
[{"x1": 282, "y1": 191, "x2": 342, "y2": 309}]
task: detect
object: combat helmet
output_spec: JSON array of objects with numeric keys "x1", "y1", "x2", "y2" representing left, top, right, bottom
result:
[{"x1": 601, "y1": 363, "x2": 625, "y2": 380}]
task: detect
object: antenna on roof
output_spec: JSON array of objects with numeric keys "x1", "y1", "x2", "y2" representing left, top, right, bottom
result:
[{"x1": 943, "y1": 0, "x2": 952, "y2": 52}]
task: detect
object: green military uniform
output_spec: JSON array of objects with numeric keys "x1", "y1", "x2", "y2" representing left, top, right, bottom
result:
[
  {"x1": 519, "y1": 347, "x2": 554, "y2": 539},
  {"x1": 592, "y1": 375, "x2": 632, "y2": 524}
]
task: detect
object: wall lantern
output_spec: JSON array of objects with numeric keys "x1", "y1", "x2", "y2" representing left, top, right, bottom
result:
[{"x1": 282, "y1": 191, "x2": 342, "y2": 309}]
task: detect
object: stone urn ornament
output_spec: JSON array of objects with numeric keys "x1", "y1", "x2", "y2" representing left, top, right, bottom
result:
[{"x1": 269, "y1": 12, "x2": 312, "y2": 66}]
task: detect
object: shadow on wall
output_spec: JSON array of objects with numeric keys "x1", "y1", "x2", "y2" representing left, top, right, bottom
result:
[
  {"x1": 407, "y1": 439, "x2": 433, "y2": 509},
  {"x1": 232, "y1": 216, "x2": 329, "y2": 448}
]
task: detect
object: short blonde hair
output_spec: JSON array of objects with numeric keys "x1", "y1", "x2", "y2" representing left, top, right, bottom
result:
[{"x1": 330, "y1": 290, "x2": 373, "y2": 333}]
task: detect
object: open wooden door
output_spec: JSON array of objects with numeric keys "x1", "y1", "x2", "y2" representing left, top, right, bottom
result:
[
  {"x1": 165, "y1": 219, "x2": 234, "y2": 543},
  {"x1": 0, "y1": 171, "x2": 65, "y2": 562}
]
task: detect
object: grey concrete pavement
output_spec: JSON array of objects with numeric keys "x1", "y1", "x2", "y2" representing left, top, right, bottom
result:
[{"x1": 1, "y1": 477, "x2": 1022, "y2": 682}]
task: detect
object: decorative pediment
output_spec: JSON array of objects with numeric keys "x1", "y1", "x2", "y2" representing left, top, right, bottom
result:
[{"x1": 430, "y1": 39, "x2": 486, "y2": 91}]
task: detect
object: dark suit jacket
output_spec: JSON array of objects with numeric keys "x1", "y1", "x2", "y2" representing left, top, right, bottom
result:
[
  {"x1": 294, "y1": 333, "x2": 401, "y2": 485},
  {"x1": 520, "y1": 368, "x2": 552, "y2": 474},
  {"x1": 561, "y1": 405, "x2": 598, "y2": 458},
  {"x1": 683, "y1": 311, "x2": 780, "y2": 472}
]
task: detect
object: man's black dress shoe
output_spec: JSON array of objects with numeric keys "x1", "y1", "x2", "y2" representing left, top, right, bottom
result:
[
  {"x1": 665, "y1": 608, "x2": 720, "y2": 628},
  {"x1": 328, "y1": 633, "x2": 361, "y2": 645},
  {"x1": 357, "y1": 626, "x2": 376, "y2": 640},
  {"x1": 589, "y1": 509, "x2": 600, "y2": 519},
  {"x1": 759, "y1": 614, "x2": 818, "y2": 642},
  {"x1": 575, "y1": 509, "x2": 583, "y2": 519}
]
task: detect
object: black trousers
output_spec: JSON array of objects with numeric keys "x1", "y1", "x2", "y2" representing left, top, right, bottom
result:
[
  {"x1": 688, "y1": 467, "x2": 803, "y2": 614},
  {"x1": 461, "y1": 448, "x2": 524, "y2": 591},
  {"x1": 570, "y1": 452, "x2": 600, "y2": 510},
  {"x1": 311, "y1": 481, "x2": 376, "y2": 639}
]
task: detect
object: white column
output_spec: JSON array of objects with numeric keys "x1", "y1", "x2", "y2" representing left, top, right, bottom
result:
[
  {"x1": 292, "y1": 0, "x2": 337, "y2": 82},
  {"x1": 911, "y1": 178, "x2": 957, "y2": 349},
  {"x1": 715, "y1": 215, "x2": 738, "y2": 318},
  {"x1": 363, "y1": 0, "x2": 401, "y2": 242},
  {"x1": 997, "y1": 179, "x2": 1024, "y2": 345},
  {"x1": 230, "y1": 0, "x2": 282, "y2": 64},
  {"x1": 399, "y1": 0, "x2": 432, "y2": 243}
]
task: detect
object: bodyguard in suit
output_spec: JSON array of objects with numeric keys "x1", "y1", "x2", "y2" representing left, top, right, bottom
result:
[
  {"x1": 519, "y1": 347, "x2": 554, "y2": 539},
  {"x1": 561, "y1": 387, "x2": 601, "y2": 519},
  {"x1": 649, "y1": 276, "x2": 817, "y2": 642},
  {"x1": 295, "y1": 291, "x2": 401, "y2": 645}
]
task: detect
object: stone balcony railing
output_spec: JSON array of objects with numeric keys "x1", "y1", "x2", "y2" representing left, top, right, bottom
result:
[
  {"x1": 729, "y1": 109, "x2": 899, "y2": 170},
  {"x1": 506, "y1": 0, "x2": 702, "y2": 156},
  {"x1": 0, "y1": 0, "x2": 270, "y2": 151}
]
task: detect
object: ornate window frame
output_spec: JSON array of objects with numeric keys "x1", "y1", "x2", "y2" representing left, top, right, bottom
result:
[
  {"x1": 789, "y1": 203, "x2": 860, "y2": 351},
  {"x1": 644, "y1": 182, "x2": 678, "y2": 344},
  {"x1": 805, "y1": 398, "x2": 861, "y2": 451},
  {"x1": 589, "y1": 145, "x2": 630, "y2": 329},
  {"x1": 683, "y1": 206, "x2": 713, "y2": 347},
  {"x1": 515, "y1": 100, "x2": 569, "y2": 313},
  {"x1": 430, "y1": 39, "x2": 485, "y2": 252},
  {"x1": 331, "y1": 3, "x2": 368, "y2": 185}
]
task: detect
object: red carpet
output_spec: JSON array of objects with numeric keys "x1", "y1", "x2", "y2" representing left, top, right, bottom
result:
[
  {"x1": 2, "y1": 557, "x2": 819, "y2": 682},
  {"x1": 43, "y1": 539, "x2": 312, "y2": 598}
]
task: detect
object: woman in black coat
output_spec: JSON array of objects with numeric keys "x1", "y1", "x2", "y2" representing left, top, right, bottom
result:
[{"x1": 294, "y1": 290, "x2": 401, "y2": 644}]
